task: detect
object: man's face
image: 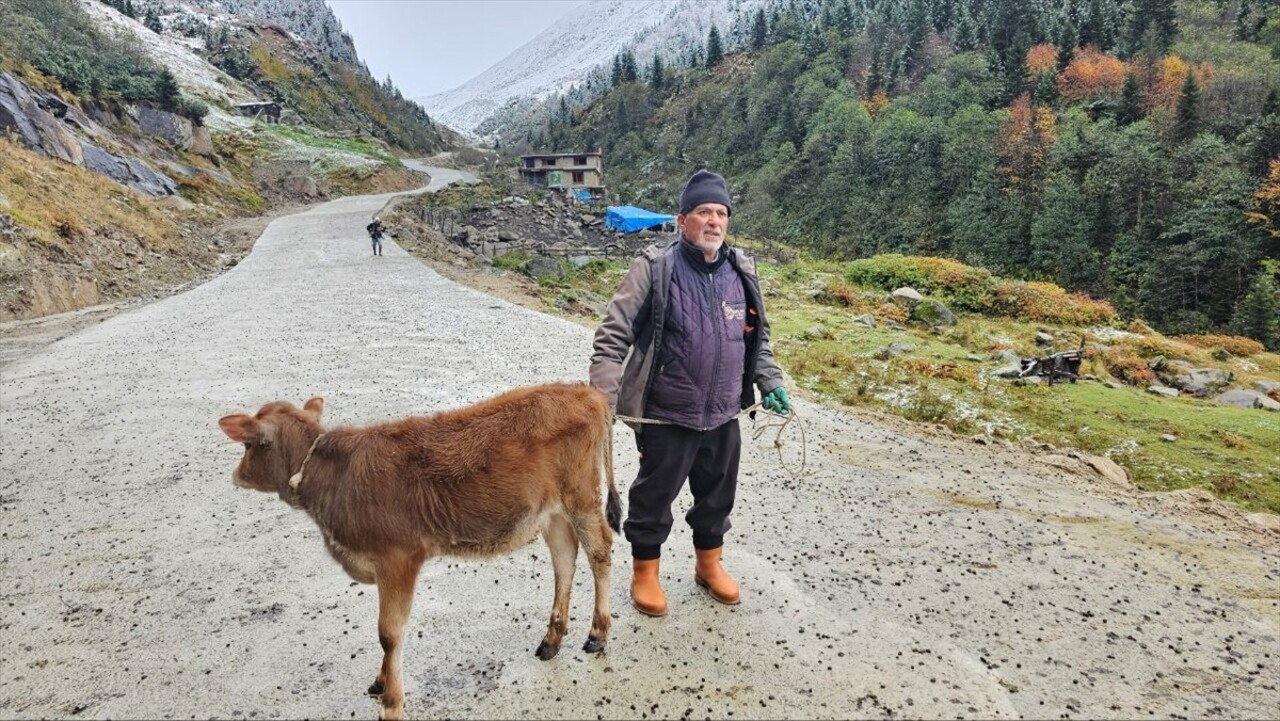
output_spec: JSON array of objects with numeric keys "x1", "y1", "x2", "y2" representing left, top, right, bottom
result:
[{"x1": 679, "y1": 203, "x2": 730, "y2": 256}]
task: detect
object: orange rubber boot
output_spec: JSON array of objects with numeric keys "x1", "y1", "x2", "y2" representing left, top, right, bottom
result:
[
  {"x1": 631, "y1": 558, "x2": 668, "y2": 617},
  {"x1": 694, "y1": 547, "x2": 741, "y2": 605}
]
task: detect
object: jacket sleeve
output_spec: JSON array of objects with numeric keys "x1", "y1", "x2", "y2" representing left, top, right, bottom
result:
[
  {"x1": 753, "y1": 304, "x2": 785, "y2": 396},
  {"x1": 589, "y1": 255, "x2": 652, "y2": 410}
]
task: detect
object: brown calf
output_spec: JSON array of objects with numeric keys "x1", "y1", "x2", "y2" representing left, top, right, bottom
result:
[{"x1": 217, "y1": 382, "x2": 620, "y2": 720}]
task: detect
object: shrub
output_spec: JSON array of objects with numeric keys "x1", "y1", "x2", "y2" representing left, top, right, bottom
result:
[
  {"x1": 1101, "y1": 346, "x2": 1156, "y2": 386},
  {"x1": 898, "y1": 358, "x2": 976, "y2": 382},
  {"x1": 845, "y1": 254, "x2": 997, "y2": 311},
  {"x1": 492, "y1": 253, "x2": 528, "y2": 271},
  {"x1": 1175, "y1": 334, "x2": 1266, "y2": 357},
  {"x1": 991, "y1": 279, "x2": 1116, "y2": 325},
  {"x1": 174, "y1": 96, "x2": 209, "y2": 126}
]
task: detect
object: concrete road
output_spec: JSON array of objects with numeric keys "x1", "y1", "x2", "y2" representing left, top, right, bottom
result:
[{"x1": 2, "y1": 170, "x2": 1278, "y2": 720}]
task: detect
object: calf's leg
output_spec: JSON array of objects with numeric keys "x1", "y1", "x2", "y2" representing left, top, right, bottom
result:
[
  {"x1": 575, "y1": 511, "x2": 613, "y2": 654},
  {"x1": 370, "y1": 549, "x2": 425, "y2": 720},
  {"x1": 536, "y1": 513, "x2": 578, "y2": 661}
]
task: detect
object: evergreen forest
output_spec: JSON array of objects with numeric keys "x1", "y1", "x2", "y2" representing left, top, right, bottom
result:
[{"x1": 520, "y1": 0, "x2": 1280, "y2": 346}]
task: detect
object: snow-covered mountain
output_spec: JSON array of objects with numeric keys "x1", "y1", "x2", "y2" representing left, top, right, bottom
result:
[{"x1": 417, "y1": 0, "x2": 763, "y2": 136}]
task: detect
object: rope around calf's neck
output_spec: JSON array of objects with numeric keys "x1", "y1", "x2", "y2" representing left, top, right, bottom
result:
[
  {"x1": 288, "y1": 433, "x2": 326, "y2": 489},
  {"x1": 614, "y1": 402, "x2": 808, "y2": 481}
]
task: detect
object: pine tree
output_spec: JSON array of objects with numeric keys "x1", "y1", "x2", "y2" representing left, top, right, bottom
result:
[
  {"x1": 1231, "y1": 270, "x2": 1279, "y2": 349},
  {"x1": 649, "y1": 55, "x2": 665, "y2": 90},
  {"x1": 123, "y1": 0, "x2": 137, "y2": 18},
  {"x1": 1117, "y1": 73, "x2": 1144, "y2": 126},
  {"x1": 621, "y1": 51, "x2": 638, "y2": 83},
  {"x1": 706, "y1": 25, "x2": 724, "y2": 68},
  {"x1": 144, "y1": 8, "x2": 162, "y2": 33},
  {"x1": 611, "y1": 54, "x2": 622, "y2": 87},
  {"x1": 1174, "y1": 72, "x2": 1201, "y2": 141},
  {"x1": 952, "y1": 5, "x2": 978, "y2": 52},
  {"x1": 153, "y1": 69, "x2": 180, "y2": 110},
  {"x1": 752, "y1": 8, "x2": 768, "y2": 49},
  {"x1": 1125, "y1": 0, "x2": 1178, "y2": 57}
]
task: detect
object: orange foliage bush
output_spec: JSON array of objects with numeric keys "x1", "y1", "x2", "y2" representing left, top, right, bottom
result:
[
  {"x1": 1057, "y1": 46, "x2": 1127, "y2": 103},
  {"x1": 991, "y1": 280, "x2": 1117, "y2": 325},
  {"x1": 1101, "y1": 346, "x2": 1156, "y2": 387},
  {"x1": 899, "y1": 358, "x2": 976, "y2": 382},
  {"x1": 1175, "y1": 334, "x2": 1266, "y2": 357}
]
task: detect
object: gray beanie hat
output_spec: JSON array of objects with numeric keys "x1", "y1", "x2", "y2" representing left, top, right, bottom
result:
[{"x1": 679, "y1": 169, "x2": 732, "y2": 216}]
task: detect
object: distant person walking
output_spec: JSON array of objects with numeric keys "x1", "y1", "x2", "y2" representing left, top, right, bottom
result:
[
  {"x1": 366, "y1": 217, "x2": 387, "y2": 256},
  {"x1": 589, "y1": 169, "x2": 790, "y2": 618}
]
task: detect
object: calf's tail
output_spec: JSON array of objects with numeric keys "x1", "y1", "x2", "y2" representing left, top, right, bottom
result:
[{"x1": 603, "y1": 414, "x2": 621, "y2": 533}]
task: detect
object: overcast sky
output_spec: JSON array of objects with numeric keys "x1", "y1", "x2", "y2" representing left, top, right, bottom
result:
[{"x1": 326, "y1": 0, "x2": 586, "y2": 99}]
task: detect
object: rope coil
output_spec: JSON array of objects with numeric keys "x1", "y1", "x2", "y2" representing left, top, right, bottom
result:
[{"x1": 615, "y1": 402, "x2": 808, "y2": 481}]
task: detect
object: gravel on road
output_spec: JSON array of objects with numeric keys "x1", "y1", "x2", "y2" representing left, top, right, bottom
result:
[{"x1": 2, "y1": 168, "x2": 1278, "y2": 720}]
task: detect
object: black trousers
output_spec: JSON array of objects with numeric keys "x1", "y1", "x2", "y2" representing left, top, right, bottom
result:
[{"x1": 624, "y1": 419, "x2": 741, "y2": 560}]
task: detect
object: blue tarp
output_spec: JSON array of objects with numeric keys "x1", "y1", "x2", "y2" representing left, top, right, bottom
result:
[{"x1": 605, "y1": 205, "x2": 676, "y2": 233}]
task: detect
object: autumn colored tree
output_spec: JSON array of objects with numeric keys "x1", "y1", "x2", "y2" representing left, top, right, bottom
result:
[{"x1": 1057, "y1": 46, "x2": 1127, "y2": 103}]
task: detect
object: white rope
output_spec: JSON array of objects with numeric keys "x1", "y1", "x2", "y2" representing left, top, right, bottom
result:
[
  {"x1": 615, "y1": 402, "x2": 808, "y2": 480},
  {"x1": 288, "y1": 433, "x2": 326, "y2": 489}
]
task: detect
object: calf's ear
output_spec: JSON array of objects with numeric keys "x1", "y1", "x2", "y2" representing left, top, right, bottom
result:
[
  {"x1": 219, "y1": 414, "x2": 260, "y2": 443},
  {"x1": 303, "y1": 396, "x2": 324, "y2": 421}
]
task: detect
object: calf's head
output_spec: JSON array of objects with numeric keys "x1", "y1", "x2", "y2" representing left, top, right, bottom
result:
[{"x1": 218, "y1": 398, "x2": 325, "y2": 495}]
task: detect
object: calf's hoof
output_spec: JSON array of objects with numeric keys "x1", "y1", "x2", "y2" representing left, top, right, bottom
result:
[
  {"x1": 582, "y1": 635, "x2": 606, "y2": 654},
  {"x1": 534, "y1": 639, "x2": 560, "y2": 661},
  {"x1": 367, "y1": 680, "x2": 384, "y2": 696}
]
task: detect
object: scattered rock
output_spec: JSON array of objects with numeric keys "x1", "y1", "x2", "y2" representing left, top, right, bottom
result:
[
  {"x1": 994, "y1": 364, "x2": 1023, "y2": 379},
  {"x1": 991, "y1": 349, "x2": 1021, "y2": 365},
  {"x1": 1084, "y1": 454, "x2": 1131, "y2": 486},
  {"x1": 518, "y1": 256, "x2": 566, "y2": 282},
  {"x1": 912, "y1": 299, "x2": 957, "y2": 327},
  {"x1": 1103, "y1": 380, "x2": 1124, "y2": 389},
  {"x1": 802, "y1": 325, "x2": 834, "y2": 341},
  {"x1": 971, "y1": 435, "x2": 990, "y2": 445},
  {"x1": 1146, "y1": 385, "x2": 1179, "y2": 398},
  {"x1": 889, "y1": 287, "x2": 923, "y2": 307},
  {"x1": 497, "y1": 230, "x2": 519, "y2": 242},
  {"x1": 851, "y1": 313, "x2": 876, "y2": 329},
  {"x1": 1035, "y1": 331, "x2": 1054, "y2": 345},
  {"x1": 1215, "y1": 389, "x2": 1280, "y2": 411},
  {"x1": 873, "y1": 341, "x2": 915, "y2": 360},
  {"x1": 1160, "y1": 434, "x2": 1177, "y2": 442},
  {"x1": 1253, "y1": 379, "x2": 1280, "y2": 395}
]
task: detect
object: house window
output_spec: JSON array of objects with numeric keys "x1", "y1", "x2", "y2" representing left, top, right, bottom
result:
[
  {"x1": 572, "y1": 171, "x2": 584, "y2": 184},
  {"x1": 574, "y1": 156, "x2": 587, "y2": 165}
]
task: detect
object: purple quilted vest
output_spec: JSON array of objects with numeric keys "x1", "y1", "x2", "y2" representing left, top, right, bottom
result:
[{"x1": 645, "y1": 240, "x2": 747, "y2": 430}]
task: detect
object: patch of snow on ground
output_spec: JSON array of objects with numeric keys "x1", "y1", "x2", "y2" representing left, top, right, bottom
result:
[{"x1": 79, "y1": 0, "x2": 255, "y2": 106}]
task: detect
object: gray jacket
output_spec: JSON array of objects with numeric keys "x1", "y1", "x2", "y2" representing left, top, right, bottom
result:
[{"x1": 589, "y1": 237, "x2": 784, "y2": 427}]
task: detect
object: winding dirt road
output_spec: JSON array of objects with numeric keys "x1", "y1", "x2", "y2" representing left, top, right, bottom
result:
[{"x1": 2, "y1": 169, "x2": 1278, "y2": 719}]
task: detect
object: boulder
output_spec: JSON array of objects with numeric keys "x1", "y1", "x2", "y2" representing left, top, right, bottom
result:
[
  {"x1": 1146, "y1": 385, "x2": 1179, "y2": 398},
  {"x1": 802, "y1": 325, "x2": 833, "y2": 341},
  {"x1": 873, "y1": 342, "x2": 915, "y2": 360},
  {"x1": 281, "y1": 175, "x2": 318, "y2": 198},
  {"x1": 991, "y1": 349, "x2": 1021, "y2": 366},
  {"x1": 519, "y1": 256, "x2": 567, "y2": 282},
  {"x1": 79, "y1": 140, "x2": 177, "y2": 196},
  {"x1": 913, "y1": 299, "x2": 957, "y2": 327},
  {"x1": 190, "y1": 126, "x2": 214, "y2": 156},
  {"x1": 136, "y1": 106, "x2": 194, "y2": 150},
  {"x1": 0, "y1": 72, "x2": 82, "y2": 164},
  {"x1": 1253, "y1": 379, "x2": 1280, "y2": 395},
  {"x1": 568, "y1": 255, "x2": 592, "y2": 268},
  {"x1": 1035, "y1": 331, "x2": 1054, "y2": 345},
  {"x1": 497, "y1": 229, "x2": 519, "y2": 242},
  {"x1": 1168, "y1": 368, "x2": 1233, "y2": 397},
  {"x1": 851, "y1": 313, "x2": 876, "y2": 329},
  {"x1": 889, "y1": 287, "x2": 923, "y2": 307},
  {"x1": 1084, "y1": 454, "x2": 1131, "y2": 487},
  {"x1": 1215, "y1": 389, "x2": 1280, "y2": 411},
  {"x1": 994, "y1": 364, "x2": 1023, "y2": 379}
]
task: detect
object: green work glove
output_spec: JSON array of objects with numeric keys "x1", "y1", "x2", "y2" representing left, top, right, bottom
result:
[{"x1": 762, "y1": 387, "x2": 791, "y2": 415}]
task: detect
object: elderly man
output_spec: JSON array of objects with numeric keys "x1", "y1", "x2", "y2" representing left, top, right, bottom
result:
[{"x1": 589, "y1": 169, "x2": 790, "y2": 617}]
